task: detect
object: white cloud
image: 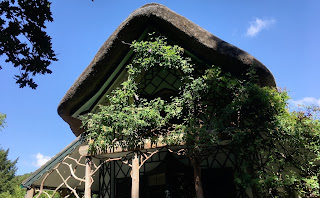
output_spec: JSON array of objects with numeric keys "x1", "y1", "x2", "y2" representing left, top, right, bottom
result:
[
  {"x1": 32, "y1": 153, "x2": 51, "y2": 167},
  {"x1": 246, "y1": 18, "x2": 275, "y2": 37},
  {"x1": 289, "y1": 97, "x2": 320, "y2": 107}
]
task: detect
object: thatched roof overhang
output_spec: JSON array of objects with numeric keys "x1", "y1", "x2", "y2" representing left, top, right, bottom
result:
[{"x1": 57, "y1": 3, "x2": 276, "y2": 137}]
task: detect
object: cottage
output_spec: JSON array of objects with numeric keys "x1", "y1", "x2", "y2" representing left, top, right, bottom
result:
[{"x1": 22, "y1": 3, "x2": 275, "y2": 198}]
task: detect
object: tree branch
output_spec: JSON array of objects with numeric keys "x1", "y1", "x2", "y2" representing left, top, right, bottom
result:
[
  {"x1": 62, "y1": 162, "x2": 86, "y2": 182},
  {"x1": 139, "y1": 150, "x2": 159, "y2": 169},
  {"x1": 56, "y1": 169, "x2": 80, "y2": 198}
]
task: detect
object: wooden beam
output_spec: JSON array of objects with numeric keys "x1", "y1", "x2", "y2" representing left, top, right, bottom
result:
[
  {"x1": 79, "y1": 140, "x2": 181, "y2": 157},
  {"x1": 25, "y1": 187, "x2": 34, "y2": 198},
  {"x1": 84, "y1": 156, "x2": 92, "y2": 198}
]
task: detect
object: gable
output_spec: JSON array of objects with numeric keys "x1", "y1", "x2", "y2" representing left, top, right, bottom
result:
[{"x1": 58, "y1": 3, "x2": 276, "y2": 136}]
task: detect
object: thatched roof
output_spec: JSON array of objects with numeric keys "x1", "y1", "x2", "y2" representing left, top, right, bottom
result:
[{"x1": 58, "y1": 3, "x2": 276, "y2": 136}]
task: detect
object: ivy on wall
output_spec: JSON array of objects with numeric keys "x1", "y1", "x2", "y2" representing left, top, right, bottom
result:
[{"x1": 81, "y1": 35, "x2": 320, "y2": 197}]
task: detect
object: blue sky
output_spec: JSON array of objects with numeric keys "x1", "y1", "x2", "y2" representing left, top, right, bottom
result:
[{"x1": 0, "y1": 0, "x2": 319, "y2": 175}]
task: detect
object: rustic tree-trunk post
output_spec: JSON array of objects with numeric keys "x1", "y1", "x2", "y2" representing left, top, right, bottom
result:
[
  {"x1": 85, "y1": 156, "x2": 92, "y2": 198},
  {"x1": 25, "y1": 187, "x2": 35, "y2": 198},
  {"x1": 131, "y1": 151, "x2": 139, "y2": 198},
  {"x1": 191, "y1": 156, "x2": 204, "y2": 198}
]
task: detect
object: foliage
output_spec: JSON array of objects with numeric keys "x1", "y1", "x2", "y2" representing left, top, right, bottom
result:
[
  {"x1": 81, "y1": 35, "x2": 320, "y2": 197},
  {"x1": 0, "y1": 172, "x2": 63, "y2": 198},
  {"x1": 0, "y1": 0, "x2": 57, "y2": 89},
  {"x1": 0, "y1": 148, "x2": 17, "y2": 195},
  {"x1": 232, "y1": 104, "x2": 320, "y2": 198},
  {"x1": 0, "y1": 173, "x2": 30, "y2": 198},
  {"x1": 0, "y1": 113, "x2": 5, "y2": 131},
  {"x1": 81, "y1": 36, "x2": 189, "y2": 152}
]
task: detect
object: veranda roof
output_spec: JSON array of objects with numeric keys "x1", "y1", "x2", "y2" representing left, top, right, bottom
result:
[
  {"x1": 57, "y1": 3, "x2": 276, "y2": 136},
  {"x1": 21, "y1": 136, "x2": 180, "y2": 192},
  {"x1": 21, "y1": 137, "x2": 86, "y2": 190}
]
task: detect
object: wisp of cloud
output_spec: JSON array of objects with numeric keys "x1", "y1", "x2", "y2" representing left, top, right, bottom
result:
[
  {"x1": 290, "y1": 97, "x2": 320, "y2": 107},
  {"x1": 32, "y1": 153, "x2": 51, "y2": 167},
  {"x1": 246, "y1": 18, "x2": 276, "y2": 37}
]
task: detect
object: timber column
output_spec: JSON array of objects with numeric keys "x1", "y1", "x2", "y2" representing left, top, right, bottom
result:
[
  {"x1": 85, "y1": 156, "x2": 92, "y2": 198},
  {"x1": 25, "y1": 187, "x2": 35, "y2": 198},
  {"x1": 131, "y1": 152, "x2": 139, "y2": 198}
]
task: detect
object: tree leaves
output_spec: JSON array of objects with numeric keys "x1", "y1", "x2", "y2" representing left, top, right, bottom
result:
[
  {"x1": 0, "y1": 0, "x2": 57, "y2": 89},
  {"x1": 0, "y1": 148, "x2": 17, "y2": 194},
  {"x1": 0, "y1": 113, "x2": 5, "y2": 130}
]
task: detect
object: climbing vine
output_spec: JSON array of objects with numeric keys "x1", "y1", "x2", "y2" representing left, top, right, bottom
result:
[{"x1": 81, "y1": 35, "x2": 320, "y2": 197}]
